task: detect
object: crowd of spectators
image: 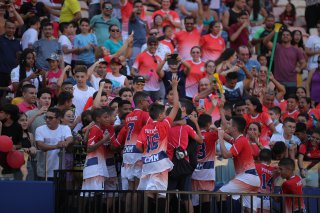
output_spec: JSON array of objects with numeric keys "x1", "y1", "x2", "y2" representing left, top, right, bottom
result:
[{"x1": 0, "y1": 0, "x2": 320, "y2": 212}]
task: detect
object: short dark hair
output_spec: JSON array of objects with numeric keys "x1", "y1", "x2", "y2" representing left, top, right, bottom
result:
[
  {"x1": 286, "y1": 94, "x2": 298, "y2": 101},
  {"x1": 180, "y1": 98, "x2": 195, "y2": 115},
  {"x1": 247, "y1": 96, "x2": 263, "y2": 113},
  {"x1": 278, "y1": 158, "x2": 295, "y2": 170},
  {"x1": 269, "y1": 106, "x2": 281, "y2": 115},
  {"x1": 22, "y1": 84, "x2": 36, "y2": 93},
  {"x1": 259, "y1": 149, "x2": 272, "y2": 163},
  {"x1": 37, "y1": 88, "x2": 51, "y2": 99},
  {"x1": 62, "y1": 81, "x2": 73, "y2": 87},
  {"x1": 0, "y1": 104, "x2": 20, "y2": 122},
  {"x1": 29, "y1": 16, "x2": 40, "y2": 26},
  {"x1": 74, "y1": 65, "x2": 88, "y2": 74},
  {"x1": 295, "y1": 122, "x2": 306, "y2": 133},
  {"x1": 226, "y1": 72, "x2": 238, "y2": 81},
  {"x1": 166, "y1": 107, "x2": 182, "y2": 121},
  {"x1": 249, "y1": 122, "x2": 261, "y2": 133},
  {"x1": 91, "y1": 108, "x2": 106, "y2": 121},
  {"x1": 272, "y1": 141, "x2": 286, "y2": 158},
  {"x1": 198, "y1": 114, "x2": 212, "y2": 128},
  {"x1": 149, "y1": 103, "x2": 165, "y2": 120},
  {"x1": 283, "y1": 117, "x2": 296, "y2": 126},
  {"x1": 109, "y1": 97, "x2": 122, "y2": 107},
  {"x1": 102, "y1": 1, "x2": 112, "y2": 8},
  {"x1": 184, "y1": 15, "x2": 195, "y2": 24},
  {"x1": 93, "y1": 91, "x2": 107, "y2": 100},
  {"x1": 48, "y1": 107, "x2": 61, "y2": 118},
  {"x1": 79, "y1": 18, "x2": 90, "y2": 25},
  {"x1": 231, "y1": 116, "x2": 246, "y2": 133},
  {"x1": 81, "y1": 110, "x2": 92, "y2": 126},
  {"x1": 57, "y1": 91, "x2": 74, "y2": 105},
  {"x1": 119, "y1": 100, "x2": 132, "y2": 108},
  {"x1": 101, "y1": 106, "x2": 115, "y2": 116},
  {"x1": 59, "y1": 22, "x2": 70, "y2": 33},
  {"x1": 133, "y1": 91, "x2": 149, "y2": 106},
  {"x1": 299, "y1": 96, "x2": 311, "y2": 105},
  {"x1": 257, "y1": 54, "x2": 267, "y2": 61},
  {"x1": 99, "y1": 79, "x2": 112, "y2": 86},
  {"x1": 41, "y1": 19, "x2": 52, "y2": 29},
  {"x1": 298, "y1": 112, "x2": 309, "y2": 121},
  {"x1": 119, "y1": 88, "x2": 133, "y2": 97}
]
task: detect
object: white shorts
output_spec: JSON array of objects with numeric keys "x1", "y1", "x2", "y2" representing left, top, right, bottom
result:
[
  {"x1": 219, "y1": 178, "x2": 260, "y2": 211},
  {"x1": 137, "y1": 171, "x2": 168, "y2": 193},
  {"x1": 81, "y1": 176, "x2": 105, "y2": 197},
  {"x1": 254, "y1": 195, "x2": 271, "y2": 210},
  {"x1": 121, "y1": 161, "x2": 142, "y2": 181}
]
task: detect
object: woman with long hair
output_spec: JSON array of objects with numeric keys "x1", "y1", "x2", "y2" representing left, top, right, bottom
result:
[
  {"x1": 151, "y1": 14, "x2": 164, "y2": 37},
  {"x1": 244, "y1": 96, "x2": 276, "y2": 140},
  {"x1": 200, "y1": 21, "x2": 225, "y2": 62},
  {"x1": 10, "y1": 48, "x2": 45, "y2": 93},
  {"x1": 279, "y1": 2, "x2": 296, "y2": 27},
  {"x1": 215, "y1": 48, "x2": 240, "y2": 78},
  {"x1": 246, "y1": 122, "x2": 270, "y2": 160}
]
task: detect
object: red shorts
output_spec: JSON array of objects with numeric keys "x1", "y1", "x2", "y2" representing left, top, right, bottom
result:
[{"x1": 192, "y1": 179, "x2": 215, "y2": 191}]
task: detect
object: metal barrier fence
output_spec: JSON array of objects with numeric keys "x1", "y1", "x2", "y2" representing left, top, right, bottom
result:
[{"x1": 54, "y1": 170, "x2": 320, "y2": 213}]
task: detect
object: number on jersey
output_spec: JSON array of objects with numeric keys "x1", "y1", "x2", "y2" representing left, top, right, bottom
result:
[
  {"x1": 261, "y1": 173, "x2": 273, "y2": 190},
  {"x1": 126, "y1": 122, "x2": 135, "y2": 141},
  {"x1": 147, "y1": 133, "x2": 159, "y2": 153}
]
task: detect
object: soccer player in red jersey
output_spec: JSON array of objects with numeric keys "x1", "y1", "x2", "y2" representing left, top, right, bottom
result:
[
  {"x1": 217, "y1": 116, "x2": 260, "y2": 212},
  {"x1": 282, "y1": 94, "x2": 299, "y2": 121},
  {"x1": 136, "y1": 75, "x2": 180, "y2": 211},
  {"x1": 114, "y1": 91, "x2": 152, "y2": 191},
  {"x1": 255, "y1": 149, "x2": 277, "y2": 213},
  {"x1": 278, "y1": 158, "x2": 305, "y2": 213}
]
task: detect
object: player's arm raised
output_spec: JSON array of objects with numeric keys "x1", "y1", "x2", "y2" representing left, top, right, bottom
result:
[
  {"x1": 218, "y1": 128, "x2": 233, "y2": 159},
  {"x1": 168, "y1": 74, "x2": 180, "y2": 121}
]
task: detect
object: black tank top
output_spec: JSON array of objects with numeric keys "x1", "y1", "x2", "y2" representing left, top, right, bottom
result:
[
  {"x1": 229, "y1": 9, "x2": 241, "y2": 26},
  {"x1": 21, "y1": 134, "x2": 32, "y2": 148}
]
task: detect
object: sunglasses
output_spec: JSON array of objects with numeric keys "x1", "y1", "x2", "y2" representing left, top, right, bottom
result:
[
  {"x1": 104, "y1": 6, "x2": 113, "y2": 10},
  {"x1": 111, "y1": 29, "x2": 120, "y2": 32},
  {"x1": 45, "y1": 116, "x2": 56, "y2": 120}
]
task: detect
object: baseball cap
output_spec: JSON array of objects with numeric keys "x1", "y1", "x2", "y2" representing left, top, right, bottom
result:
[
  {"x1": 133, "y1": 76, "x2": 145, "y2": 83},
  {"x1": 110, "y1": 57, "x2": 122, "y2": 65},
  {"x1": 46, "y1": 53, "x2": 60, "y2": 61},
  {"x1": 147, "y1": 36, "x2": 158, "y2": 44}
]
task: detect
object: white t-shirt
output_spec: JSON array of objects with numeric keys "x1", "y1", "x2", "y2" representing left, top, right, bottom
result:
[
  {"x1": 35, "y1": 124, "x2": 72, "y2": 177},
  {"x1": 21, "y1": 28, "x2": 38, "y2": 50},
  {"x1": 72, "y1": 85, "x2": 96, "y2": 117},
  {"x1": 270, "y1": 132, "x2": 301, "y2": 148},
  {"x1": 10, "y1": 65, "x2": 42, "y2": 90},
  {"x1": 91, "y1": 74, "x2": 102, "y2": 91},
  {"x1": 305, "y1": 35, "x2": 320, "y2": 70},
  {"x1": 58, "y1": 34, "x2": 73, "y2": 64},
  {"x1": 275, "y1": 123, "x2": 283, "y2": 134},
  {"x1": 106, "y1": 73, "x2": 126, "y2": 91}
]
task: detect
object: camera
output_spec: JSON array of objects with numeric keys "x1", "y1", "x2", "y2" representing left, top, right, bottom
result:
[
  {"x1": 175, "y1": 147, "x2": 188, "y2": 160},
  {"x1": 167, "y1": 53, "x2": 178, "y2": 65}
]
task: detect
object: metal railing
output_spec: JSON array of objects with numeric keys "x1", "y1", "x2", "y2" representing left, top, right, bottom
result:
[{"x1": 54, "y1": 170, "x2": 320, "y2": 213}]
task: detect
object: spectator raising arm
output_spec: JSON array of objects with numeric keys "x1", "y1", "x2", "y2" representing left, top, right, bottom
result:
[
  {"x1": 269, "y1": 73, "x2": 286, "y2": 101},
  {"x1": 167, "y1": 75, "x2": 180, "y2": 122}
]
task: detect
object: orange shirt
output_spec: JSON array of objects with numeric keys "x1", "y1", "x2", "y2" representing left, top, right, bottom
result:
[
  {"x1": 152, "y1": 9, "x2": 180, "y2": 31},
  {"x1": 185, "y1": 59, "x2": 206, "y2": 98},
  {"x1": 200, "y1": 34, "x2": 225, "y2": 62},
  {"x1": 174, "y1": 28, "x2": 202, "y2": 59}
]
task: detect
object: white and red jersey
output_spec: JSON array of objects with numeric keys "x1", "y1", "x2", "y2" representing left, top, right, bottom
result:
[
  {"x1": 152, "y1": 9, "x2": 180, "y2": 31},
  {"x1": 116, "y1": 109, "x2": 152, "y2": 164},
  {"x1": 174, "y1": 28, "x2": 202, "y2": 60},
  {"x1": 132, "y1": 51, "x2": 162, "y2": 91},
  {"x1": 83, "y1": 124, "x2": 108, "y2": 179},
  {"x1": 281, "y1": 175, "x2": 305, "y2": 213},
  {"x1": 255, "y1": 163, "x2": 276, "y2": 194},
  {"x1": 192, "y1": 130, "x2": 218, "y2": 181},
  {"x1": 200, "y1": 34, "x2": 225, "y2": 62},
  {"x1": 230, "y1": 135, "x2": 256, "y2": 175},
  {"x1": 136, "y1": 117, "x2": 174, "y2": 175},
  {"x1": 160, "y1": 39, "x2": 174, "y2": 53},
  {"x1": 185, "y1": 59, "x2": 206, "y2": 98},
  {"x1": 282, "y1": 109, "x2": 299, "y2": 121},
  {"x1": 243, "y1": 112, "x2": 273, "y2": 140}
]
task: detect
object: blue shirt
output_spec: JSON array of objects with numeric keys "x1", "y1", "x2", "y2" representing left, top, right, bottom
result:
[
  {"x1": 129, "y1": 16, "x2": 147, "y2": 47},
  {"x1": 0, "y1": 35, "x2": 22, "y2": 74},
  {"x1": 163, "y1": 69, "x2": 186, "y2": 98},
  {"x1": 90, "y1": 14, "x2": 121, "y2": 46},
  {"x1": 104, "y1": 39, "x2": 123, "y2": 55},
  {"x1": 238, "y1": 59, "x2": 260, "y2": 81},
  {"x1": 74, "y1": 33, "x2": 98, "y2": 65}
]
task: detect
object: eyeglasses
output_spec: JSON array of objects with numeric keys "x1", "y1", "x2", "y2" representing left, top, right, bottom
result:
[
  {"x1": 111, "y1": 29, "x2": 120, "y2": 32},
  {"x1": 149, "y1": 32, "x2": 158, "y2": 36},
  {"x1": 45, "y1": 116, "x2": 56, "y2": 120},
  {"x1": 104, "y1": 6, "x2": 113, "y2": 10}
]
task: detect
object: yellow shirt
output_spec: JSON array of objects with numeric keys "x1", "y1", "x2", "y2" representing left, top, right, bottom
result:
[
  {"x1": 11, "y1": 97, "x2": 24, "y2": 105},
  {"x1": 60, "y1": 0, "x2": 81, "y2": 23}
]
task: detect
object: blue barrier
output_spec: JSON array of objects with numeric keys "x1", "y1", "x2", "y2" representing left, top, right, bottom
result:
[{"x1": 0, "y1": 181, "x2": 55, "y2": 213}]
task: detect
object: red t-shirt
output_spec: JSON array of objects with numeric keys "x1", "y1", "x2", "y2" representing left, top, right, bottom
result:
[
  {"x1": 152, "y1": 9, "x2": 180, "y2": 31},
  {"x1": 243, "y1": 112, "x2": 273, "y2": 140},
  {"x1": 255, "y1": 163, "x2": 276, "y2": 194},
  {"x1": 87, "y1": 125, "x2": 106, "y2": 159},
  {"x1": 230, "y1": 135, "x2": 256, "y2": 175},
  {"x1": 197, "y1": 130, "x2": 218, "y2": 162},
  {"x1": 174, "y1": 28, "x2": 202, "y2": 59},
  {"x1": 167, "y1": 124, "x2": 197, "y2": 160},
  {"x1": 200, "y1": 34, "x2": 225, "y2": 62},
  {"x1": 228, "y1": 23, "x2": 249, "y2": 51},
  {"x1": 299, "y1": 141, "x2": 320, "y2": 159},
  {"x1": 185, "y1": 59, "x2": 206, "y2": 98},
  {"x1": 281, "y1": 176, "x2": 305, "y2": 213},
  {"x1": 282, "y1": 110, "x2": 299, "y2": 121}
]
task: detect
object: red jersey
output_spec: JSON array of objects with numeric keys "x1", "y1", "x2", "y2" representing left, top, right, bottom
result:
[
  {"x1": 185, "y1": 59, "x2": 206, "y2": 98},
  {"x1": 255, "y1": 163, "x2": 276, "y2": 194},
  {"x1": 282, "y1": 109, "x2": 299, "y2": 121},
  {"x1": 249, "y1": 138, "x2": 270, "y2": 158},
  {"x1": 299, "y1": 141, "x2": 320, "y2": 159},
  {"x1": 174, "y1": 28, "x2": 202, "y2": 59},
  {"x1": 200, "y1": 34, "x2": 225, "y2": 62},
  {"x1": 197, "y1": 130, "x2": 218, "y2": 162},
  {"x1": 281, "y1": 176, "x2": 305, "y2": 213},
  {"x1": 136, "y1": 117, "x2": 173, "y2": 175},
  {"x1": 87, "y1": 125, "x2": 106, "y2": 158},
  {"x1": 167, "y1": 124, "x2": 197, "y2": 160},
  {"x1": 152, "y1": 9, "x2": 180, "y2": 31},
  {"x1": 160, "y1": 39, "x2": 174, "y2": 53},
  {"x1": 230, "y1": 135, "x2": 256, "y2": 175},
  {"x1": 243, "y1": 112, "x2": 273, "y2": 140},
  {"x1": 115, "y1": 109, "x2": 152, "y2": 164},
  {"x1": 132, "y1": 51, "x2": 162, "y2": 91}
]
